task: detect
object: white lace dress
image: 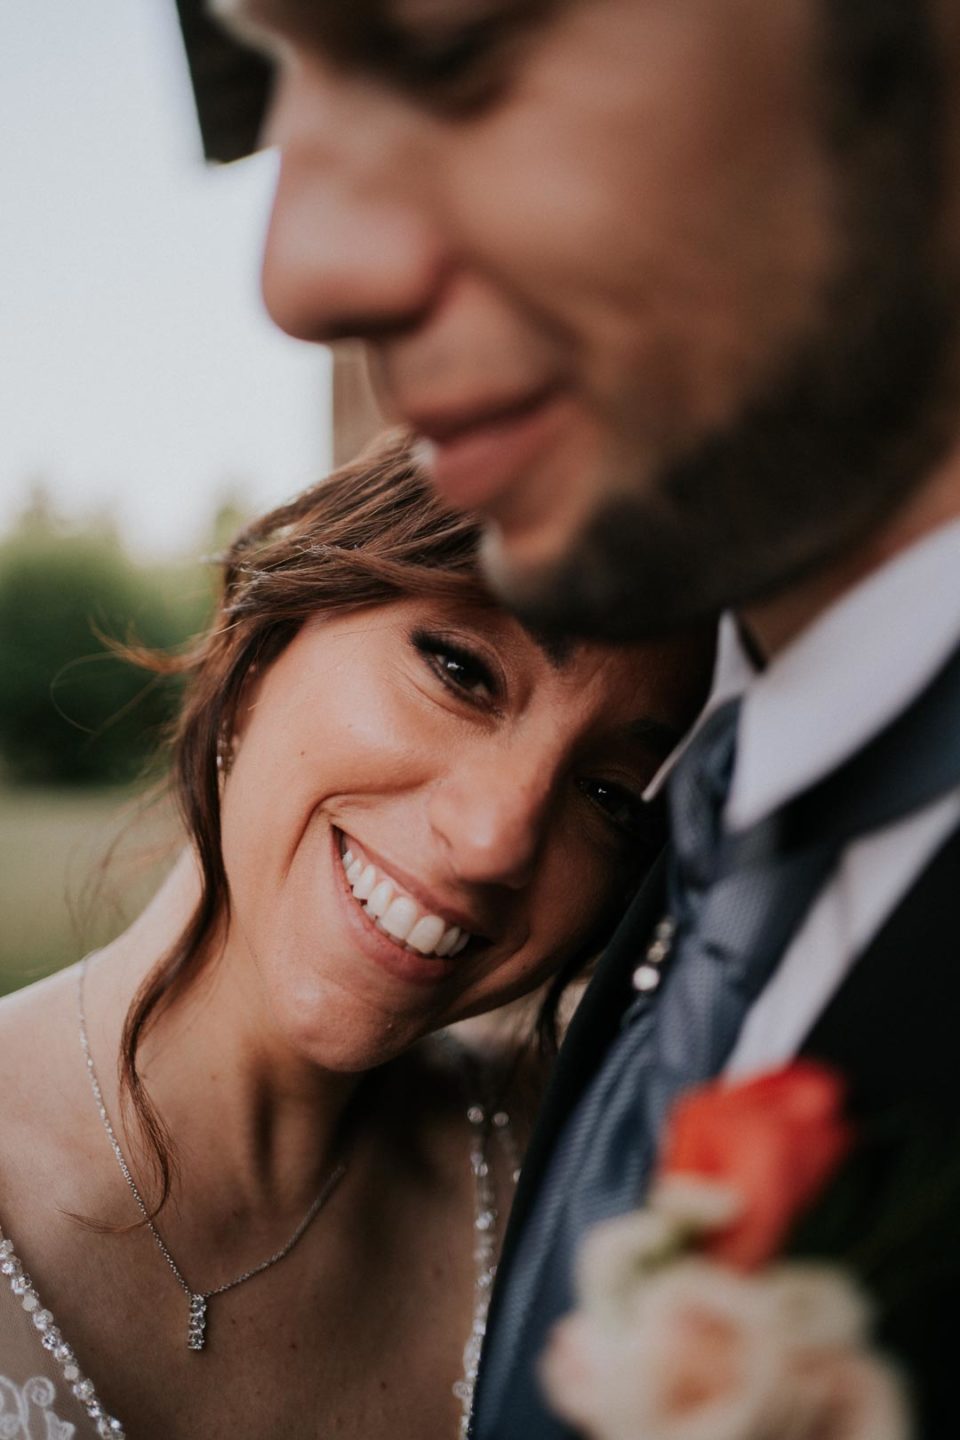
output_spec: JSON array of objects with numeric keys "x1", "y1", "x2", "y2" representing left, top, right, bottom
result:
[{"x1": 0, "y1": 1224, "x2": 124, "y2": 1439}]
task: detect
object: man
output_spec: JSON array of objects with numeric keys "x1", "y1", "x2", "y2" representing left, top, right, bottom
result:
[{"x1": 201, "y1": 1, "x2": 960, "y2": 1434}]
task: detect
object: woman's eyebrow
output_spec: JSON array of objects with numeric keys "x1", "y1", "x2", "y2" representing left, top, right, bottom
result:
[{"x1": 521, "y1": 626, "x2": 576, "y2": 670}]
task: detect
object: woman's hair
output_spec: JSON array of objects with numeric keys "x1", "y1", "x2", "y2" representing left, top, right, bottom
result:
[{"x1": 124, "y1": 430, "x2": 492, "y2": 1206}]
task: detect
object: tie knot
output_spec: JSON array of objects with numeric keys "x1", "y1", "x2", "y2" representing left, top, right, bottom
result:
[{"x1": 668, "y1": 697, "x2": 742, "y2": 889}]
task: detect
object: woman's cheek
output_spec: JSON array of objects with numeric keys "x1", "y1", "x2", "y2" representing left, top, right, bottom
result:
[
  {"x1": 530, "y1": 837, "x2": 621, "y2": 960},
  {"x1": 321, "y1": 669, "x2": 452, "y2": 781}
]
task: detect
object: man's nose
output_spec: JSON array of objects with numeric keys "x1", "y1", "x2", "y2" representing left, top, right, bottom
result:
[
  {"x1": 428, "y1": 761, "x2": 555, "y2": 892},
  {"x1": 261, "y1": 72, "x2": 448, "y2": 344}
]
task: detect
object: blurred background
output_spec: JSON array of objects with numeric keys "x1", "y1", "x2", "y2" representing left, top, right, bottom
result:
[{"x1": 0, "y1": 0, "x2": 378, "y2": 993}]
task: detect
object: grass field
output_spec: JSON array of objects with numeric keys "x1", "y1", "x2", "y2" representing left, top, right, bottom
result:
[{"x1": 0, "y1": 783, "x2": 180, "y2": 995}]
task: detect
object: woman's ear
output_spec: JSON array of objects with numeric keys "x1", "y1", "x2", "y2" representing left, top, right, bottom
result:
[{"x1": 221, "y1": 661, "x2": 263, "y2": 774}]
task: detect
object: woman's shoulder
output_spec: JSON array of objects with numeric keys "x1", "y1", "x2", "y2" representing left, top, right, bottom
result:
[
  {"x1": 0, "y1": 965, "x2": 90, "y2": 1201},
  {"x1": 0, "y1": 965, "x2": 80, "y2": 1094}
]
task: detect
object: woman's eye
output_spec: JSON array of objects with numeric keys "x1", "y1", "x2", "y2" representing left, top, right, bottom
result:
[
  {"x1": 412, "y1": 630, "x2": 501, "y2": 705},
  {"x1": 577, "y1": 778, "x2": 653, "y2": 842}
]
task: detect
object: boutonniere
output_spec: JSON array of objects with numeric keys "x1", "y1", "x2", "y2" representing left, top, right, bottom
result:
[{"x1": 539, "y1": 1062, "x2": 914, "y2": 1440}]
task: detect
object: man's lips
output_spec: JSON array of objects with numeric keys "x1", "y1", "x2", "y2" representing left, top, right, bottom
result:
[{"x1": 410, "y1": 384, "x2": 571, "y2": 514}]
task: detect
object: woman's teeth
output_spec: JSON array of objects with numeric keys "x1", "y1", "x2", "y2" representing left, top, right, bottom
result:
[{"x1": 340, "y1": 845, "x2": 471, "y2": 958}]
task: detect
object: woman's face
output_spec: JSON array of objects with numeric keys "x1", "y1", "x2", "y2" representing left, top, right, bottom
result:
[{"x1": 220, "y1": 594, "x2": 699, "y2": 1069}]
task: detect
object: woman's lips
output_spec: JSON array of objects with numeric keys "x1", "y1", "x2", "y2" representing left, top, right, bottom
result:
[
  {"x1": 413, "y1": 386, "x2": 571, "y2": 516},
  {"x1": 340, "y1": 836, "x2": 470, "y2": 957},
  {"x1": 331, "y1": 829, "x2": 470, "y2": 987}
]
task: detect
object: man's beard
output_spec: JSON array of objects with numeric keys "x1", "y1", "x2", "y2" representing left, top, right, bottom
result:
[
  {"x1": 487, "y1": 0, "x2": 960, "y2": 643},
  {"x1": 491, "y1": 269, "x2": 959, "y2": 642}
]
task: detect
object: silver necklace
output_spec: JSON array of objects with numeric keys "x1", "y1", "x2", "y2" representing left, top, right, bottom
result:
[
  {"x1": 77, "y1": 958, "x2": 519, "y2": 1431},
  {"x1": 77, "y1": 958, "x2": 347, "y2": 1352}
]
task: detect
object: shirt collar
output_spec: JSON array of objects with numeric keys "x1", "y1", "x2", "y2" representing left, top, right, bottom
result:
[
  {"x1": 645, "y1": 515, "x2": 960, "y2": 830},
  {"x1": 728, "y1": 514, "x2": 960, "y2": 831}
]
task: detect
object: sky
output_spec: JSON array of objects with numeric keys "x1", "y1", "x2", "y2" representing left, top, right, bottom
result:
[{"x1": 0, "y1": 0, "x2": 332, "y2": 558}]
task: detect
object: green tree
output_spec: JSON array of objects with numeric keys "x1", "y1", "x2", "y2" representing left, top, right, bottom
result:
[{"x1": 0, "y1": 500, "x2": 211, "y2": 786}]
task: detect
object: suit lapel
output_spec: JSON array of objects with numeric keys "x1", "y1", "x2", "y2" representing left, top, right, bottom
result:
[
  {"x1": 797, "y1": 822, "x2": 960, "y2": 1440},
  {"x1": 496, "y1": 820, "x2": 960, "y2": 1308},
  {"x1": 800, "y1": 822, "x2": 960, "y2": 1115},
  {"x1": 490, "y1": 855, "x2": 667, "y2": 1305}
]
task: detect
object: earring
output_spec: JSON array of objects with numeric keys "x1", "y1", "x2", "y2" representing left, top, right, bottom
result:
[{"x1": 216, "y1": 731, "x2": 235, "y2": 776}]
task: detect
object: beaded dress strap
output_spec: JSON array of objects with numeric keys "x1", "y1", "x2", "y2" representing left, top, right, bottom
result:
[{"x1": 0, "y1": 1222, "x2": 125, "y2": 1438}]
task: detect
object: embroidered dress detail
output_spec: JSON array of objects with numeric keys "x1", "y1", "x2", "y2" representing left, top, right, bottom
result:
[
  {"x1": 0, "y1": 1227, "x2": 125, "y2": 1439},
  {"x1": 451, "y1": 1047, "x2": 521, "y2": 1440},
  {"x1": 0, "y1": 1374, "x2": 76, "y2": 1439}
]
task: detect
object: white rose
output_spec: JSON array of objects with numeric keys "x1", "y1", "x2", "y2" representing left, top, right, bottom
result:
[
  {"x1": 776, "y1": 1349, "x2": 912, "y2": 1440},
  {"x1": 572, "y1": 1183, "x2": 743, "y2": 1330},
  {"x1": 542, "y1": 1259, "x2": 785, "y2": 1440},
  {"x1": 540, "y1": 1257, "x2": 913, "y2": 1440},
  {"x1": 761, "y1": 1264, "x2": 873, "y2": 1350},
  {"x1": 647, "y1": 1174, "x2": 743, "y2": 1237},
  {"x1": 574, "y1": 1210, "x2": 687, "y2": 1326}
]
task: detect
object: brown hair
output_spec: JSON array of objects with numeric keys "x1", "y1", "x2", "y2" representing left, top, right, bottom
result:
[{"x1": 124, "y1": 430, "x2": 491, "y2": 1208}]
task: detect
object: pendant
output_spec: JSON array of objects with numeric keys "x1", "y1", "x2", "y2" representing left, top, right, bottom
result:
[{"x1": 187, "y1": 1293, "x2": 208, "y2": 1351}]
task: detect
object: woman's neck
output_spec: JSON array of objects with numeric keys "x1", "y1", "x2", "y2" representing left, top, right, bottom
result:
[{"x1": 85, "y1": 852, "x2": 364, "y2": 1229}]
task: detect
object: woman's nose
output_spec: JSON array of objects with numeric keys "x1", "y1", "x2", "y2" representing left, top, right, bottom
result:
[
  {"x1": 428, "y1": 762, "x2": 554, "y2": 892},
  {"x1": 261, "y1": 69, "x2": 448, "y2": 344}
]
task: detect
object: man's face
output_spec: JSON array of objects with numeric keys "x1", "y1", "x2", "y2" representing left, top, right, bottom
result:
[{"x1": 221, "y1": 0, "x2": 959, "y2": 638}]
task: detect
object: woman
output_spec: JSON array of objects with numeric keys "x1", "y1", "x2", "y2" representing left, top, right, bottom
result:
[{"x1": 0, "y1": 434, "x2": 709, "y2": 1439}]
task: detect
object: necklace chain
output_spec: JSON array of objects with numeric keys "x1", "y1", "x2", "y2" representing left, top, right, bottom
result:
[
  {"x1": 77, "y1": 958, "x2": 347, "y2": 1351},
  {"x1": 77, "y1": 957, "x2": 518, "y2": 1432}
]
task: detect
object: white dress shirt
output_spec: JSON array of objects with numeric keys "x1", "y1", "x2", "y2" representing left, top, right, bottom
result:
[{"x1": 647, "y1": 516, "x2": 960, "y2": 1078}]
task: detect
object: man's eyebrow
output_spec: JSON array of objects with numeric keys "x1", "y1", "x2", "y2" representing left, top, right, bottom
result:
[{"x1": 211, "y1": 0, "x2": 562, "y2": 79}]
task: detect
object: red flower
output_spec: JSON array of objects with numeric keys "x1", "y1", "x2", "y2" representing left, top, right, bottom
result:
[{"x1": 656, "y1": 1062, "x2": 852, "y2": 1270}]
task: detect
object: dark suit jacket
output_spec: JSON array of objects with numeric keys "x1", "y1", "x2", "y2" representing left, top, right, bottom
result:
[{"x1": 475, "y1": 825, "x2": 960, "y2": 1438}]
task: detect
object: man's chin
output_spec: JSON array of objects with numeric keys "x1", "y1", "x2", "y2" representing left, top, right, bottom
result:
[
  {"x1": 477, "y1": 512, "x2": 690, "y2": 644},
  {"x1": 478, "y1": 495, "x2": 816, "y2": 645}
]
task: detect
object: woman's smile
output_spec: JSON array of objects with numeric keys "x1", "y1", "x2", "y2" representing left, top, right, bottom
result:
[
  {"x1": 338, "y1": 830, "x2": 474, "y2": 959},
  {"x1": 218, "y1": 589, "x2": 703, "y2": 1065},
  {"x1": 331, "y1": 827, "x2": 478, "y2": 989}
]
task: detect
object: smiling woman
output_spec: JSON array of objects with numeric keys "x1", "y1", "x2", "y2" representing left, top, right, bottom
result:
[{"x1": 0, "y1": 432, "x2": 712, "y2": 1440}]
